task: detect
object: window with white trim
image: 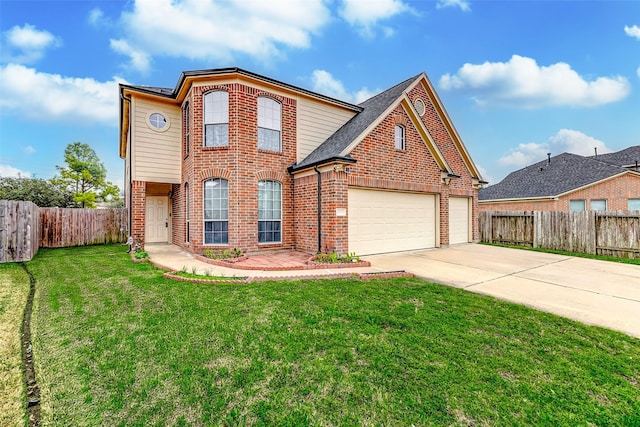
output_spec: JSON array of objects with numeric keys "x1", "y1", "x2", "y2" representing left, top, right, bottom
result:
[
  {"x1": 628, "y1": 198, "x2": 640, "y2": 210},
  {"x1": 569, "y1": 199, "x2": 586, "y2": 212},
  {"x1": 590, "y1": 199, "x2": 607, "y2": 211},
  {"x1": 185, "y1": 183, "x2": 190, "y2": 243},
  {"x1": 257, "y1": 97, "x2": 281, "y2": 151},
  {"x1": 203, "y1": 178, "x2": 228, "y2": 244},
  {"x1": 204, "y1": 91, "x2": 228, "y2": 147},
  {"x1": 394, "y1": 125, "x2": 405, "y2": 150},
  {"x1": 258, "y1": 180, "x2": 282, "y2": 243},
  {"x1": 183, "y1": 102, "x2": 190, "y2": 155}
]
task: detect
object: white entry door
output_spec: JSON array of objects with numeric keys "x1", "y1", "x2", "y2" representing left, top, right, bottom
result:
[
  {"x1": 145, "y1": 196, "x2": 168, "y2": 243},
  {"x1": 348, "y1": 189, "x2": 436, "y2": 255}
]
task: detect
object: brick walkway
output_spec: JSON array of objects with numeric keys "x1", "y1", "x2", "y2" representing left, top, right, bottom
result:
[{"x1": 231, "y1": 251, "x2": 312, "y2": 269}]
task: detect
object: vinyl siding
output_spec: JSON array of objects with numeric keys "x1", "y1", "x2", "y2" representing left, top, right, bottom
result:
[
  {"x1": 131, "y1": 97, "x2": 181, "y2": 183},
  {"x1": 297, "y1": 97, "x2": 356, "y2": 162}
]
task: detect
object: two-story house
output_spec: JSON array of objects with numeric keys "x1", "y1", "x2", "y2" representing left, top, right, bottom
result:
[{"x1": 119, "y1": 68, "x2": 484, "y2": 256}]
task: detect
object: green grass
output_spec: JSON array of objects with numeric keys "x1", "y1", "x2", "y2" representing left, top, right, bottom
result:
[
  {"x1": 18, "y1": 245, "x2": 640, "y2": 425},
  {"x1": 0, "y1": 263, "x2": 29, "y2": 427},
  {"x1": 481, "y1": 242, "x2": 640, "y2": 265}
]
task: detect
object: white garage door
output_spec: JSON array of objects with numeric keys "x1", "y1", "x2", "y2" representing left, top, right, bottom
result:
[
  {"x1": 348, "y1": 189, "x2": 436, "y2": 255},
  {"x1": 449, "y1": 197, "x2": 470, "y2": 245}
]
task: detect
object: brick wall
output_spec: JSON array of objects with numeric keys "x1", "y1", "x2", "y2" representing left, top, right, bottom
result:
[
  {"x1": 479, "y1": 173, "x2": 640, "y2": 212},
  {"x1": 175, "y1": 82, "x2": 297, "y2": 255},
  {"x1": 131, "y1": 180, "x2": 146, "y2": 245}
]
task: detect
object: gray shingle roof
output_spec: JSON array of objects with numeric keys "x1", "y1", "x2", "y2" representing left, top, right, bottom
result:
[
  {"x1": 290, "y1": 74, "x2": 420, "y2": 171},
  {"x1": 479, "y1": 152, "x2": 630, "y2": 201},
  {"x1": 590, "y1": 145, "x2": 640, "y2": 168}
]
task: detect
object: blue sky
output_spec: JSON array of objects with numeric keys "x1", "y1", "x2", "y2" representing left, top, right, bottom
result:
[{"x1": 1, "y1": 0, "x2": 639, "y2": 189}]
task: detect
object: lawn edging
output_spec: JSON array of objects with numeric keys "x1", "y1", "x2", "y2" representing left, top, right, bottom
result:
[{"x1": 162, "y1": 270, "x2": 413, "y2": 284}]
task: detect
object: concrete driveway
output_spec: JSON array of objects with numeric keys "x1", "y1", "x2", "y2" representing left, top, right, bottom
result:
[{"x1": 364, "y1": 244, "x2": 640, "y2": 338}]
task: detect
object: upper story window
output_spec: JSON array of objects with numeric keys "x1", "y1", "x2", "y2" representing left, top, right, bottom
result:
[
  {"x1": 590, "y1": 199, "x2": 607, "y2": 211},
  {"x1": 569, "y1": 199, "x2": 585, "y2": 212},
  {"x1": 183, "y1": 102, "x2": 190, "y2": 155},
  {"x1": 257, "y1": 97, "x2": 281, "y2": 152},
  {"x1": 203, "y1": 178, "x2": 229, "y2": 244},
  {"x1": 204, "y1": 91, "x2": 228, "y2": 147},
  {"x1": 147, "y1": 112, "x2": 169, "y2": 132},
  {"x1": 394, "y1": 125, "x2": 405, "y2": 150}
]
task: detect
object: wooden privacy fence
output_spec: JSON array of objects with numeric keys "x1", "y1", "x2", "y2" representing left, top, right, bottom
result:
[
  {"x1": 1, "y1": 200, "x2": 128, "y2": 262},
  {"x1": 40, "y1": 208, "x2": 128, "y2": 248},
  {"x1": 480, "y1": 210, "x2": 640, "y2": 259}
]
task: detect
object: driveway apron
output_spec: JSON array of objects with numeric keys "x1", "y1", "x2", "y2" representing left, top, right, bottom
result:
[{"x1": 364, "y1": 244, "x2": 640, "y2": 339}]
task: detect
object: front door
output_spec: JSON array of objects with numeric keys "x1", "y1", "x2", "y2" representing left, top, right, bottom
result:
[{"x1": 145, "y1": 196, "x2": 168, "y2": 243}]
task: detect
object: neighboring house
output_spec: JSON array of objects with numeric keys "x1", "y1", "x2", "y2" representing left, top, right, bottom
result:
[
  {"x1": 479, "y1": 148, "x2": 640, "y2": 212},
  {"x1": 119, "y1": 68, "x2": 484, "y2": 256}
]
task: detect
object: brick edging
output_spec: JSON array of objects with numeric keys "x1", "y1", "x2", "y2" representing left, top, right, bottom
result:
[{"x1": 162, "y1": 270, "x2": 414, "y2": 284}]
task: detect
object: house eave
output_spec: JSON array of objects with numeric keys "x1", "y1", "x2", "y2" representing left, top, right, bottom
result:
[{"x1": 288, "y1": 156, "x2": 357, "y2": 174}]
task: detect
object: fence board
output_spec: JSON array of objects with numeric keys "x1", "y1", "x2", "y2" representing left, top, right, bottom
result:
[
  {"x1": 482, "y1": 210, "x2": 640, "y2": 259},
  {"x1": 0, "y1": 200, "x2": 39, "y2": 262}
]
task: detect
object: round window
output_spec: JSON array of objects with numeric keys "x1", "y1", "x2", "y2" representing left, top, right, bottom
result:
[
  {"x1": 148, "y1": 113, "x2": 168, "y2": 130},
  {"x1": 414, "y1": 98, "x2": 425, "y2": 116}
]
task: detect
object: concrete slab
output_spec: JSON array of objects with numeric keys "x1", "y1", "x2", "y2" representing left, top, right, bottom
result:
[
  {"x1": 365, "y1": 244, "x2": 640, "y2": 338},
  {"x1": 471, "y1": 276, "x2": 640, "y2": 339}
]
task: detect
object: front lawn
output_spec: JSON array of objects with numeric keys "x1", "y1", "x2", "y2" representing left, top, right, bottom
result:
[{"x1": 19, "y1": 245, "x2": 640, "y2": 425}]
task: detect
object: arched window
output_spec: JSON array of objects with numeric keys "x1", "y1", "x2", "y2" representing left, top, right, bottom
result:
[
  {"x1": 258, "y1": 180, "x2": 282, "y2": 243},
  {"x1": 203, "y1": 178, "x2": 228, "y2": 244},
  {"x1": 394, "y1": 124, "x2": 405, "y2": 150},
  {"x1": 204, "y1": 91, "x2": 228, "y2": 147},
  {"x1": 257, "y1": 97, "x2": 281, "y2": 151}
]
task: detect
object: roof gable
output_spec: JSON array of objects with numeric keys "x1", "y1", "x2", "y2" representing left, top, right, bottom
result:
[
  {"x1": 291, "y1": 74, "x2": 459, "y2": 174},
  {"x1": 479, "y1": 152, "x2": 631, "y2": 201}
]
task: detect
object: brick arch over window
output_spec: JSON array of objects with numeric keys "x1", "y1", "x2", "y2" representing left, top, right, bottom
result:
[
  {"x1": 254, "y1": 170, "x2": 288, "y2": 182},
  {"x1": 393, "y1": 113, "x2": 408, "y2": 127},
  {"x1": 198, "y1": 167, "x2": 231, "y2": 181}
]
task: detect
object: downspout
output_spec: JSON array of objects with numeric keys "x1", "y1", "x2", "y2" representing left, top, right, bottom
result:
[
  {"x1": 314, "y1": 166, "x2": 322, "y2": 254},
  {"x1": 120, "y1": 91, "x2": 133, "y2": 237}
]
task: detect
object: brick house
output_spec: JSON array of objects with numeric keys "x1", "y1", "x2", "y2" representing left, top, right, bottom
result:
[
  {"x1": 119, "y1": 68, "x2": 484, "y2": 256},
  {"x1": 479, "y1": 147, "x2": 640, "y2": 212}
]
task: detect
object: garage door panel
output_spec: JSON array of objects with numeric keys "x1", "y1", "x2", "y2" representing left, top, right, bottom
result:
[
  {"x1": 449, "y1": 197, "x2": 470, "y2": 245},
  {"x1": 348, "y1": 189, "x2": 436, "y2": 255}
]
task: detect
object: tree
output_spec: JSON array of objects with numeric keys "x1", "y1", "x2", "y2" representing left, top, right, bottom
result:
[
  {"x1": 52, "y1": 142, "x2": 120, "y2": 208},
  {"x1": 0, "y1": 176, "x2": 76, "y2": 207}
]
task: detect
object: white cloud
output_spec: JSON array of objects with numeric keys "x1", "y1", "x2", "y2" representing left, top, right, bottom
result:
[
  {"x1": 439, "y1": 55, "x2": 630, "y2": 108},
  {"x1": 339, "y1": 0, "x2": 412, "y2": 38},
  {"x1": 22, "y1": 146, "x2": 36, "y2": 155},
  {"x1": 476, "y1": 164, "x2": 494, "y2": 186},
  {"x1": 0, "y1": 64, "x2": 126, "y2": 125},
  {"x1": 311, "y1": 69, "x2": 377, "y2": 103},
  {"x1": 498, "y1": 129, "x2": 613, "y2": 168},
  {"x1": 436, "y1": 0, "x2": 471, "y2": 12},
  {"x1": 110, "y1": 39, "x2": 151, "y2": 73},
  {"x1": 1, "y1": 24, "x2": 61, "y2": 63},
  {"x1": 637, "y1": 66, "x2": 640, "y2": 78},
  {"x1": 113, "y1": 0, "x2": 330, "y2": 71},
  {"x1": 624, "y1": 24, "x2": 640, "y2": 40},
  {"x1": 0, "y1": 165, "x2": 31, "y2": 178}
]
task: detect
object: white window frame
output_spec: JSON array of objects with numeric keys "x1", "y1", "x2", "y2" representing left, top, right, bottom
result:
[
  {"x1": 394, "y1": 124, "x2": 405, "y2": 150},
  {"x1": 569, "y1": 199, "x2": 586, "y2": 212},
  {"x1": 628, "y1": 198, "x2": 640, "y2": 211},
  {"x1": 183, "y1": 101, "x2": 190, "y2": 155},
  {"x1": 185, "y1": 183, "x2": 190, "y2": 243},
  {"x1": 257, "y1": 97, "x2": 281, "y2": 152},
  {"x1": 203, "y1": 178, "x2": 229, "y2": 245},
  {"x1": 258, "y1": 180, "x2": 282, "y2": 244},
  {"x1": 204, "y1": 91, "x2": 229, "y2": 147},
  {"x1": 590, "y1": 199, "x2": 607, "y2": 211}
]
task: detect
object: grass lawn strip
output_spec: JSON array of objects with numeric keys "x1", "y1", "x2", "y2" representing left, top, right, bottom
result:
[
  {"x1": 0, "y1": 263, "x2": 29, "y2": 427},
  {"x1": 482, "y1": 242, "x2": 640, "y2": 265},
  {"x1": 26, "y1": 245, "x2": 640, "y2": 426}
]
